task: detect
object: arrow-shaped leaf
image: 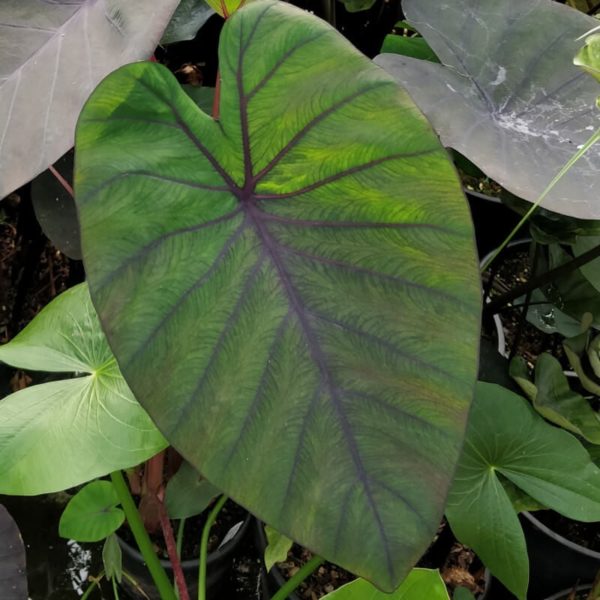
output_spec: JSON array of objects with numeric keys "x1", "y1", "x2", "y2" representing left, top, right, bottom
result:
[{"x1": 74, "y1": 1, "x2": 481, "y2": 589}]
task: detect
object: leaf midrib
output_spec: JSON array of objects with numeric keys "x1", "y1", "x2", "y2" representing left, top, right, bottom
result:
[{"x1": 233, "y1": 7, "x2": 397, "y2": 579}]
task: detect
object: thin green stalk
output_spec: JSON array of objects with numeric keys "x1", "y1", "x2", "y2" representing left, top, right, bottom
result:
[
  {"x1": 480, "y1": 127, "x2": 600, "y2": 273},
  {"x1": 175, "y1": 519, "x2": 186, "y2": 600},
  {"x1": 112, "y1": 576, "x2": 120, "y2": 600},
  {"x1": 197, "y1": 495, "x2": 227, "y2": 600},
  {"x1": 81, "y1": 572, "x2": 104, "y2": 600},
  {"x1": 176, "y1": 519, "x2": 186, "y2": 559},
  {"x1": 122, "y1": 571, "x2": 151, "y2": 600},
  {"x1": 271, "y1": 554, "x2": 325, "y2": 600},
  {"x1": 110, "y1": 471, "x2": 177, "y2": 600}
]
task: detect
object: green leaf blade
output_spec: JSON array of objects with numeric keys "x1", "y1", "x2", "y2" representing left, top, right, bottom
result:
[
  {"x1": 448, "y1": 382, "x2": 600, "y2": 597},
  {"x1": 59, "y1": 481, "x2": 124, "y2": 542},
  {"x1": 0, "y1": 284, "x2": 167, "y2": 495},
  {"x1": 75, "y1": 2, "x2": 481, "y2": 590},
  {"x1": 322, "y1": 569, "x2": 450, "y2": 599}
]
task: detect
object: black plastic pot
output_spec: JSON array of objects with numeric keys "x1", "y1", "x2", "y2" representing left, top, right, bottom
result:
[
  {"x1": 118, "y1": 510, "x2": 252, "y2": 600},
  {"x1": 255, "y1": 520, "x2": 491, "y2": 600},
  {"x1": 544, "y1": 584, "x2": 592, "y2": 600},
  {"x1": 522, "y1": 511, "x2": 600, "y2": 600},
  {"x1": 465, "y1": 190, "x2": 521, "y2": 259},
  {"x1": 254, "y1": 521, "x2": 301, "y2": 600}
]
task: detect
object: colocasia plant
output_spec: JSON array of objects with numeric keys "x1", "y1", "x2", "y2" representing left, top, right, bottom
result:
[
  {"x1": 73, "y1": 0, "x2": 481, "y2": 590},
  {"x1": 4, "y1": 0, "x2": 600, "y2": 599}
]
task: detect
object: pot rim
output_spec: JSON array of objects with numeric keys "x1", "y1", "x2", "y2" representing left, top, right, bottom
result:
[
  {"x1": 117, "y1": 509, "x2": 252, "y2": 570},
  {"x1": 523, "y1": 510, "x2": 600, "y2": 561},
  {"x1": 543, "y1": 583, "x2": 592, "y2": 600},
  {"x1": 481, "y1": 238, "x2": 578, "y2": 377}
]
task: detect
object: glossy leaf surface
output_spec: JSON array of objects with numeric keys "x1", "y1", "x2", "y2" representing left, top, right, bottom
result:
[
  {"x1": 31, "y1": 151, "x2": 81, "y2": 260},
  {"x1": 0, "y1": 505, "x2": 27, "y2": 600},
  {"x1": 447, "y1": 382, "x2": 600, "y2": 598},
  {"x1": 376, "y1": 0, "x2": 600, "y2": 218},
  {"x1": 165, "y1": 461, "x2": 220, "y2": 519},
  {"x1": 322, "y1": 569, "x2": 450, "y2": 600},
  {"x1": 0, "y1": 284, "x2": 166, "y2": 495},
  {"x1": 75, "y1": 1, "x2": 480, "y2": 589},
  {"x1": 161, "y1": 0, "x2": 215, "y2": 45},
  {"x1": 59, "y1": 481, "x2": 124, "y2": 542},
  {"x1": 0, "y1": 0, "x2": 179, "y2": 199}
]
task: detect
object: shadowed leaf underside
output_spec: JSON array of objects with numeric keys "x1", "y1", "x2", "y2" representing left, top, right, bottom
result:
[{"x1": 75, "y1": 1, "x2": 480, "y2": 590}]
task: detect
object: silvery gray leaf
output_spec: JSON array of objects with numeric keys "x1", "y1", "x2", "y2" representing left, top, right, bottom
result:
[
  {"x1": 0, "y1": 0, "x2": 180, "y2": 199},
  {"x1": 375, "y1": 0, "x2": 600, "y2": 219}
]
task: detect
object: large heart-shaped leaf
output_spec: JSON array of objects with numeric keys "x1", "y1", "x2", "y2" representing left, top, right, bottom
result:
[
  {"x1": 74, "y1": 1, "x2": 481, "y2": 590},
  {"x1": 0, "y1": 283, "x2": 166, "y2": 495},
  {"x1": 375, "y1": 0, "x2": 600, "y2": 219},
  {"x1": 447, "y1": 382, "x2": 600, "y2": 599},
  {"x1": 0, "y1": 0, "x2": 180, "y2": 200}
]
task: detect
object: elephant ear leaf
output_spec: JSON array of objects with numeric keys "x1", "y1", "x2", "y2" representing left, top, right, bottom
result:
[
  {"x1": 376, "y1": 0, "x2": 600, "y2": 219},
  {"x1": 74, "y1": 0, "x2": 480, "y2": 590},
  {"x1": 447, "y1": 382, "x2": 600, "y2": 599},
  {"x1": 0, "y1": 0, "x2": 180, "y2": 199},
  {"x1": 0, "y1": 283, "x2": 166, "y2": 495}
]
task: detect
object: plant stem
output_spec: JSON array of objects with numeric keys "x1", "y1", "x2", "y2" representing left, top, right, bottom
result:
[
  {"x1": 158, "y1": 497, "x2": 190, "y2": 600},
  {"x1": 484, "y1": 239, "x2": 600, "y2": 314},
  {"x1": 122, "y1": 571, "x2": 152, "y2": 600},
  {"x1": 112, "y1": 576, "x2": 120, "y2": 600},
  {"x1": 198, "y1": 495, "x2": 227, "y2": 600},
  {"x1": 110, "y1": 471, "x2": 177, "y2": 600},
  {"x1": 176, "y1": 519, "x2": 186, "y2": 559},
  {"x1": 175, "y1": 519, "x2": 186, "y2": 600},
  {"x1": 480, "y1": 128, "x2": 600, "y2": 273},
  {"x1": 81, "y1": 572, "x2": 104, "y2": 600},
  {"x1": 270, "y1": 554, "x2": 325, "y2": 600},
  {"x1": 49, "y1": 164, "x2": 74, "y2": 197}
]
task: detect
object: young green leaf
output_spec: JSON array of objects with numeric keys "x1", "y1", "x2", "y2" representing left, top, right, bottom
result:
[
  {"x1": 165, "y1": 461, "x2": 221, "y2": 519},
  {"x1": 453, "y1": 588, "x2": 476, "y2": 600},
  {"x1": 575, "y1": 33, "x2": 600, "y2": 83},
  {"x1": 380, "y1": 36, "x2": 439, "y2": 63},
  {"x1": 321, "y1": 569, "x2": 450, "y2": 599},
  {"x1": 264, "y1": 525, "x2": 293, "y2": 573},
  {"x1": 74, "y1": 1, "x2": 480, "y2": 589},
  {"x1": 510, "y1": 354, "x2": 600, "y2": 444},
  {"x1": 447, "y1": 382, "x2": 600, "y2": 599},
  {"x1": 0, "y1": 283, "x2": 166, "y2": 495},
  {"x1": 338, "y1": 0, "x2": 377, "y2": 13},
  {"x1": 59, "y1": 481, "x2": 124, "y2": 542},
  {"x1": 102, "y1": 534, "x2": 123, "y2": 583}
]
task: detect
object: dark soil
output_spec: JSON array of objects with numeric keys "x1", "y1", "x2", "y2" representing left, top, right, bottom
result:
[
  {"x1": 536, "y1": 511, "x2": 600, "y2": 554},
  {"x1": 483, "y1": 243, "x2": 570, "y2": 370},
  {"x1": 269, "y1": 520, "x2": 487, "y2": 599},
  {"x1": 0, "y1": 188, "x2": 82, "y2": 345},
  {"x1": 277, "y1": 547, "x2": 354, "y2": 598},
  {"x1": 119, "y1": 499, "x2": 248, "y2": 562}
]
